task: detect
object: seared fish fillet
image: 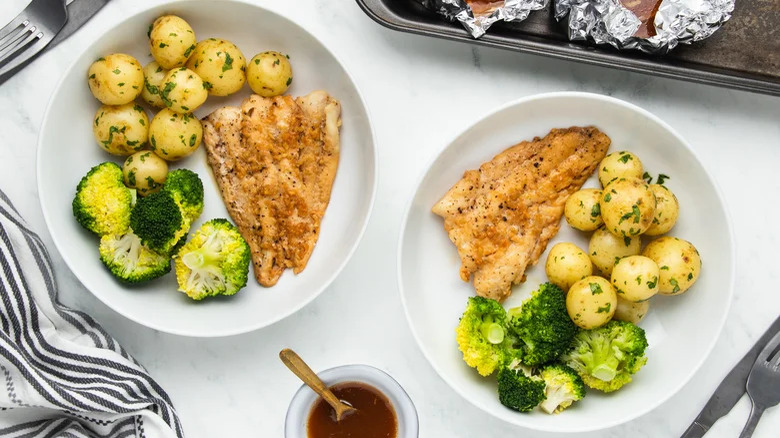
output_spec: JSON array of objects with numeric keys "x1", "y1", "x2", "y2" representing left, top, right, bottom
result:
[
  {"x1": 202, "y1": 91, "x2": 341, "y2": 287},
  {"x1": 432, "y1": 127, "x2": 610, "y2": 301}
]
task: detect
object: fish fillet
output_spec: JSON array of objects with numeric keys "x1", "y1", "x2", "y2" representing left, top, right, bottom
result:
[
  {"x1": 202, "y1": 91, "x2": 341, "y2": 287},
  {"x1": 432, "y1": 126, "x2": 610, "y2": 301}
]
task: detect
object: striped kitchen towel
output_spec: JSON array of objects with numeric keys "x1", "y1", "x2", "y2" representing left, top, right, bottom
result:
[{"x1": 0, "y1": 189, "x2": 183, "y2": 438}]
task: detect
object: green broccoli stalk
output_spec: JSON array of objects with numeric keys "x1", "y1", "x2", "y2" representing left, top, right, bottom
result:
[
  {"x1": 497, "y1": 365, "x2": 546, "y2": 412},
  {"x1": 99, "y1": 229, "x2": 171, "y2": 283},
  {"x1": 174, "y1": 219, "x2": 250, "y2": 300},
  {"x1": 562, "y1": 320, "x2": 648, "y2": 392},
  {"x1": 130, "y1": 191, "x2": 188, "y2": 254},
  {"x1": 455, "y1": 296, "x2": 522, "y2": 377},
  {"x1": 539, "y1": 364, "x2": 586, "y2": 414},
  {"x1": 163, "y1": 169, "x2": 204, "y2": 224},
  {"x1": 72, "y1": 162, "x2": 134, "y2": 236},
  {"x1": 507, "y1": 283, "x2": 577, "y2": 367}
]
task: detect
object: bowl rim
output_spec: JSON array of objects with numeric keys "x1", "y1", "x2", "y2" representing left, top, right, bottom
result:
[
  {"x1": 35, "y1": 0, "x2": 378, "y2": 338},
  {"x1": 396, "y1": 91, "x2": 736, "y2": 432}
]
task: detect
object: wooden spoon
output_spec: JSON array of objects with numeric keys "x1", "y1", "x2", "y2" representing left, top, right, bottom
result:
[{"x1": 279, "y1": 348, "x2": 357, "y2": 421}]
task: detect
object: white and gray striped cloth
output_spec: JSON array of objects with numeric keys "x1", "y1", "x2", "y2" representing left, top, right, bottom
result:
[{"x1": 0, "y1": 190, "x2": 183, "y2": 438}]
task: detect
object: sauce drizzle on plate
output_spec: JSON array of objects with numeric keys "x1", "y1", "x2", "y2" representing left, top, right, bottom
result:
[{"x1": 307, "y1": 382, "x2": 397, "y2": 438}]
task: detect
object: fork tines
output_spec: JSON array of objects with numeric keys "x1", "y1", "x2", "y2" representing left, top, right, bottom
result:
[{"x1": 0, "y1": 19, "x2": 43, "y2": 66}]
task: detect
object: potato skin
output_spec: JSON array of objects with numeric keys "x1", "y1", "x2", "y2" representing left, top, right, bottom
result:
[
  {"x1": 246, "y1": 51, "x2": 292, "y2": 97},
  {"x1": 159, "y1": 67, "x2": 208, "y2": 113},
  {"x1": 148, "y1": 15, "x2": 197, "y2": 70},
  {"x1": 642, "y1": 237, "x2": 702, "y2": 295},
  {"x1": 588, "y1": 227, "x2": 641, "y2": 276},
  {"x1": 613, "y1": 297, "x2": 649, "y2": 324},
  {"x1": 601, "y1": 178, "x2": 656, "y2": 237},
  {"x1": 148, "y1": 108, "x2": 202, "y2": 161},
  {"x1": 140, "y1": 61, "x2": 168, "y2": 108},
  {"x1": 545, "y1": 242, "x2": 593, "y2": 291},
  {"x1": 564, "y1": 188, "x2": 603, "y2": 232},
  {"x1": 645, "y1": 184, "x2": 679, "y2": 236},
  {"x1": 610, "y1": 255, "x2": 660, "y2": 302},
  {"x1": 566, "y1": 276, "x2": 617, "y2": 329},
  {"x1": 87, "y1": 54, "x2": 144, "y2": 105},
  {"x1": 186, "y1": 38, "x2": 246, "y2": 96},
  {"x1": 93, "y1": 103, "x2": 149, "y2": 156},
  {"x1": 122, "y1": 151, "x2": 168, "y2": 196},
  {"x1": 598, "y1": 151, "x2": 643, "y2": 187}
]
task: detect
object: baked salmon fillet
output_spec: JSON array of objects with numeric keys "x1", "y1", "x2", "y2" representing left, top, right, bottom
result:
[
  {"x1": 432, "y1": 127, "x2": 610, "y2": 301},
  {"x1": 202, "y1": 91, "x2": 341, "y2": 287}
]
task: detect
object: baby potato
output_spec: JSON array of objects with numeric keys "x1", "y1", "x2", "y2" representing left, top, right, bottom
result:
[
  {"x1": 159, "y1": 67, "x2": 208, "y2": 113},
  {"x1": 564, "y1": 188, "x2": 603, "y2": 232},
  {"x1": 87, "y1": 54, "x2": 144, "y2": 105},
  {"x1": 148, "y1": 15, "x2": 197, "y2": 70},
  {"x1": 598, "y1": 151, "x2": 643, "y2": 187},
  {"x1": 148, "y1": 108, "x2": 203, "y2": 161},
  {"x1": 122, "y1": 151, "x2": 168, "y2": 196},
  {"x1": 601, "y1": 178, "x2": 656, "y2": 237},
  {"x1": 566, "y1": 276, "x2": 617, "y2": 330},
  {"x1": 642, "y1": 237, "x2": 702, "y2": 295},
  {"x1": 610, "y1": 255, "x2": 660, "y2": 302},
  {"x1": 93, "y1": 103, "x2": 149, "y2": 156},
  {"x1": 186, "y1": 38, "x2": 246, "y2": 96},
  {"x1": 588, "y1": 227, "x2": 641, "y2": 276},
  {"x1": 140, "y1": 61, "x2": 168, "y2": 108},
  {"x1": 645, "y1": 184, "x2": 680, "y2": 236},
  {"x1": 545, "y1": 242, "x2": 593, "y2": 291},
  {"x1": 246, "y1": 51, "x2": 292, "y2": 97},
  {"x1": 613, "y1": 297, "x2": 649, "y2": 324}
]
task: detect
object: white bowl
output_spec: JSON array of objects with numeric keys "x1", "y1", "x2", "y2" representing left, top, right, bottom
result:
[
  {"x1": 37, "y1": 0, "x2": 376, "y2": 337},
  {"x1": 284, "y1": 365, "x2": 419, "y2": 438},
  {"x1": 398, "y1": 92, "x2": 734, "y2": 432}
]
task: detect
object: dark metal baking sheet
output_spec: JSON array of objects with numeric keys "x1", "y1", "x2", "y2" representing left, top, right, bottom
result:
[{"x1": 356, "y1": 0, "x2": 780, "y2": 96}]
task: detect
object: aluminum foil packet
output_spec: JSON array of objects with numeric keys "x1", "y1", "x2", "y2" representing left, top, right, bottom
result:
[
  {"x1": 421, "y1": 0, "x2": 548, "y2": 38},
  {"x1": 554, "y1": 0, "x2": 735, "y2": 53}
]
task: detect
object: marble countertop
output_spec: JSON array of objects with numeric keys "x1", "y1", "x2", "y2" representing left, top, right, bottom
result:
[{"x1": 1, "y1": 0, "x2": 779, "y2": 436}]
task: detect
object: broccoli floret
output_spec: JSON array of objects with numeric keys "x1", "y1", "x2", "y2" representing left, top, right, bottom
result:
[
  {"x1": 130, "y1": 191, "x2": 188, "y2": 254},
  {"x1": 163, "y1": 169, "x2": 204, "y2": 224},
  {"x1": 562, "y1": 320, "x2": 648, "y2": 392},
  {"x1": 507, "y1": 283, "x2": 577, "y2": 367},
  {"x1": 539, "y1": 364, "x2": 586, "y2": 414},
  {"x1": 497, "y1": 366, "x2": 546, "y2": 412},
  {"x1": 174, "y1": 219, "x2": 250, "y2": 300},
  {"x1": 99, "y1": 229, "x2": 171, "y2": 283},
  {"x1": 455, "y1": 296, "x2": 522, "y2": 376},
  {"x1": 72, "y1": 162, "x2": 133, "y2": 236}
]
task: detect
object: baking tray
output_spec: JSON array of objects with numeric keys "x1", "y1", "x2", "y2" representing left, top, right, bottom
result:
[{"x1": 356, "y1": 0, "x2": 780, "y2": 96}]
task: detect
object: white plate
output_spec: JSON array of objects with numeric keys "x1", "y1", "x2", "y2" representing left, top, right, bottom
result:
[
  {"x1": 37, "y1": 0, "x2": 376, "y2": 337},
  {"x1": 398, "y1": 92, "x2": 734, "y2": 432}
]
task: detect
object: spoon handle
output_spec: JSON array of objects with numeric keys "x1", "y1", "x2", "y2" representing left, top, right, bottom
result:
[{"x1": 280, "y1": 349, "x2": 342, "y2": 409}]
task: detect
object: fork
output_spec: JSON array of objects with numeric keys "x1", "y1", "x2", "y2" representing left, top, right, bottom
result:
[
  {"x1": 740, "y1": 329, "x2": 780, "y2": 437},
  {"x1": 0, "y1": 0, "x2": 67, "y2": 79}
]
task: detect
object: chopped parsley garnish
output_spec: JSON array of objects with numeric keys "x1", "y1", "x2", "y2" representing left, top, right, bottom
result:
[
  {"x1": 286, "y1": 76, "x2": 292, "y2": 86},
  {"x1": 189, "y1": 134, "x2": 197, "y2": 147},
  {"x1": 160, "y1": 82, "x2": 176, "y2": 107},
  {"x1": 647, "y1": 276, "x2": 658, "y2": 289},
  {"x1": 159, "y1": 42, "x2": 168, "y2": 48},
  {"x1": 604, "y1": 193, "x2": 612, "y2": 202},
  {"x1": 596, "y1": 303, "x2": 611, "y2": 314},
  {"x1": 591, "y1": 203, "x2": 601, "y2": 218},
  {"x1": 112, "y1": 69, "x2": 121, "y2": 75},
  {"x1": 222, "y1": 52, "x2": 234, "y2": 72},
  {"x1": 184, "y1": 44, "x2": 195, "y2": 58},
  {"x1": 589, "y1": 282, "x2": 603, "y2": 295},
  {"x1": 657, "y1": 174, "x2": 670, "y2": 185},
  {"x1": 127, "y1": 170, "x2": 136, "y2": 186},
  {"x1": 623, "y1": 236, "x2": 631, "y2": 246},
  {"x1": 618, "y1": 153, "x2": 632, "y2": 164},
  {"x1": 670, "y1": 278, "x2": 681, "y2": 293},
  {"x1": 202, "y1": 81, "x2": 213, "y2": 90}
]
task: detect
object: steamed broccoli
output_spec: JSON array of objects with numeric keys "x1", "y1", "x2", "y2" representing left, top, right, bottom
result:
[
  {"x1": 174, "y1": 219, "x2": 250, "y2": 300},
  {"x1": 562, "y1": 320, "x2": 648, "y2": 392},
  {"x1": 163, "y1": 169, "x2": 204, "y2": 224},
  {"x1": 497, "y1": 365, "x2": 546, "y2": 412},
  {"x1": 539, "y1": 364, "x2": 586, "y2": 414},
  {"x1": 130, "y1": 191, "x2": 188, "y2": 254},
  {"x1": 72, "y1": 162, "x2": 134, "y2": 235},
  {"x1": 455, "y1": 296, "x2": 522, "y2": 377},
  {"x1": 99, "y1": 229, "x2": 170, "y2": 283},
  {"x1": 507, "y1": 283, "x2": 577, "y2": 367}
]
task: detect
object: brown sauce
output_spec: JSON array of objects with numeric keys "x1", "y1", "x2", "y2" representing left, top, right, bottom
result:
[
  {"x1": 307, "y1": 382, "x2": 397, "y2": 438},
  {"x1": 620, "y1": 0, "x2": 664, "y2": 38}
]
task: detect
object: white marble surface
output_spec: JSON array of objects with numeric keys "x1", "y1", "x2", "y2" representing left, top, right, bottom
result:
[{"x1": 0, "y1": 0, "x2": 779, "y2": 436}]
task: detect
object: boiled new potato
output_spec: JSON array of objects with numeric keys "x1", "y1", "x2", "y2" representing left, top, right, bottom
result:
[
  {"x1": 642, "y1": 237, "x2": 701, "y2": 295},
  {"x1": 545, "y1": 243, "x2": 593, "y2": 291},
  {"x1": 93, "y1": 103, "x2": 149, "y2": 156},
  {"x1": 247, "y1": 51, "x2": 292, "y2": 97},
  {"x1": 148, "y1": 15, "x2": 197, "y2": 70},
  {"x1": 186, "y1": 38, "x2": 246, "y2": 96},
  {"x1": 564, "y1": 188, "x2": 603, "y2": 232},
  {"x1": 566, "y1": 276, "x2": 617, "y2": 329},
  {"x1": 87, "y1": 54, "x2": 144, "y2": 105},
  {"x1": 645, "y1": 184, "x2": 679, "y2": 236},
  {"x1": 148, "y1": 108, "x2": 202, "y2": 161},
  {"x1": 601, "y1": 178, "x2": 656, "y2": 237},
  {"x1": 598, "y1": 151, "x2": 643, "y2": 187},
  {"x1": 159, "y1": 67, "x2": 208, "y2": 113},
  {"x1": 122, "y1": 151, "x2": 168, "y2": 196},
  {"x1": 588, "y1": 227, "x2": 641, "y2": 276},
  {"x1": 610, "y1": 255, "x2": 660, "y2": 302},
  {"x1": 140, "y1": 61, "x2": 168, "y2": 108},
  {"x1": 613, "y1": 297, "x2": 649, "y2": 324}
]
